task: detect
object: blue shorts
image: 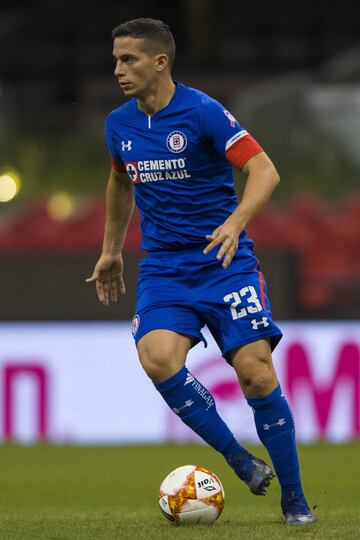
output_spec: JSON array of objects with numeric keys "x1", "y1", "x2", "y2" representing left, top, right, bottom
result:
[{"x1": 132, "y1": 244, "x2": 282, "y2": 362}]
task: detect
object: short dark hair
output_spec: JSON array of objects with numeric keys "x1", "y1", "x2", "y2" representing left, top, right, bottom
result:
[{"x1": 112, "y1": 18, "x2": 176, "y2": 69}]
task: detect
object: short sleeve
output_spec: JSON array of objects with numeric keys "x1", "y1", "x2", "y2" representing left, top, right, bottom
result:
[
  {"x1": 198, "y1": 99, "x2": 263, "y2": 169},
  {"x1": 105, "y1": 114, "x2": 126, "y2": 172}
]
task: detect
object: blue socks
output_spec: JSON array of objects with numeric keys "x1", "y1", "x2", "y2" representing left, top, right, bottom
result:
[
  {"x1": 247, "y1": 386, "x2": 303, "y2": 503},
  {"x1": 155, "y1": 366, "x2": 246, "y2": 459},
  {"x1": 156, "y1": 368, "x2": 303, "y2": 504}
]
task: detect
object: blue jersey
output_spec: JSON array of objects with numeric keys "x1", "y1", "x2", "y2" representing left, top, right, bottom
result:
[{"x1": 105, "y1": 82, "x2": 262, "y2": 252}]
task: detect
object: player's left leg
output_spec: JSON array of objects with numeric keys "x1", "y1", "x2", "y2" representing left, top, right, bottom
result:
[{"x1": 229, "y1": 339, "x2": 316, "y2": 525}]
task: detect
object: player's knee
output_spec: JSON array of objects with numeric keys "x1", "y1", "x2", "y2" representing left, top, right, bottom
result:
[
  {"x1": 236, "y1": 354, "x2": 277, "y2": 397},
  {"x1": 137, "y1": 341, "x2": 182, "y2": 383},
  {"x1": 246, "y1": 372, "x2": 276, "y2": 397},
  {"x1": 138, "y1": 347, "x2": 168, "y2": 380}
]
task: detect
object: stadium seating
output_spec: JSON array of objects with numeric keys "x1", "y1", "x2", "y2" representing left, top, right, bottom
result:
[{"x1": 1, "y1": 193, "x2": 359, "y2": 313}]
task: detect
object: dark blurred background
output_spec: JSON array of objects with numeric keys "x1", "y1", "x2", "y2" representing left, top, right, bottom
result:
[{"x1": 0, "y1": 0, "x2": 359, "y2": 321}]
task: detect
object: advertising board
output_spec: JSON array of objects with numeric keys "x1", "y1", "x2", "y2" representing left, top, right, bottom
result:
[{"x1": 0, "y1": 322, "x2": 358, "y2": 443}]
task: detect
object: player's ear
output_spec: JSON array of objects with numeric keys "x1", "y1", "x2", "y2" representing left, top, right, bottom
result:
[{"x1": 155, "y1": 53, "x2": 169, "y2": 72}]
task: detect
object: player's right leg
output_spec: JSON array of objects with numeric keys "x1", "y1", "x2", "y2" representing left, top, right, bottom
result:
[
  {"x1": 136, "y1": 328, "x2": 270, "y2": 494},
  {"x1": 137, "y1": 328, "x2": 242, "y2": 453}
]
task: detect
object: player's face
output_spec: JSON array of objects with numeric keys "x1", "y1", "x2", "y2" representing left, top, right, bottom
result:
[{"x1": 113, "y1": 37, "x2": 159, "y2": 98}]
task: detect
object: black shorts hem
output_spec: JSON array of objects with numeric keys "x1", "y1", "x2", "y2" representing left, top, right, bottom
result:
[{"x1": 133, "y1": 325, "x2": 208, "y2": 349}]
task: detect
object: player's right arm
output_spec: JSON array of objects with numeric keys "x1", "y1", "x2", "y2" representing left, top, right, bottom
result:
[{"x1": 86, "y1": 166, "x2": 134, "y2": 305}]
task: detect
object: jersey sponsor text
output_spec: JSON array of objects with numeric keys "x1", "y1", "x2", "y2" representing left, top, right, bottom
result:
[{"x1": 125, "y1": 158, "x2": 191, "y2": 184}]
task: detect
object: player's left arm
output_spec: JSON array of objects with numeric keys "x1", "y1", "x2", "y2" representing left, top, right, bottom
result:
[{"x1": 204, "y1": 152, "x2": 279, "y2": 268}]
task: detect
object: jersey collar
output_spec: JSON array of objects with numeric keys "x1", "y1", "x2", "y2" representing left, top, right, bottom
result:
[{"x1": 132, "y1": 81, "x2": 184, "y2": 120}]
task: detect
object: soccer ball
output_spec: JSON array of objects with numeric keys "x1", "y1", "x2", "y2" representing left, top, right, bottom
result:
[{"x1": 158, "y1": 465, "x2": 225, "y2": 525}]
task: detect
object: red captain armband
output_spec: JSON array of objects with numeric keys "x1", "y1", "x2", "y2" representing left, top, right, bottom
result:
[
  {"x1": 111, "y1": 157, "x2": 126, "y2": 173},
  {"x1": 225, "y1": 133, "x2": 264, "y2": 169}
]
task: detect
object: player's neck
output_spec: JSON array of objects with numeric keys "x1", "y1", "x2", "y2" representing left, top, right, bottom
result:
[{"x1": 136, "y1": 79, "x2": 176, "y2": 116}]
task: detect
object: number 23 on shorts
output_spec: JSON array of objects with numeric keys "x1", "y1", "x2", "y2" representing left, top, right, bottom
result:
[{"x1": 223, "y1": 285, "x2": 263, "y2": 320}]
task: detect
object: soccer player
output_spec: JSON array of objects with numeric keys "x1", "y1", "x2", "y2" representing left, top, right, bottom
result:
[{"x1": 87, "y1": 18, "x2": 315, "y2": 525}]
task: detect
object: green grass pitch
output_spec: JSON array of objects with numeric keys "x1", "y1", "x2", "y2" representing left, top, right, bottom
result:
[{"x1": 0, "y1": 442, "x2": 359, "y2": 539}]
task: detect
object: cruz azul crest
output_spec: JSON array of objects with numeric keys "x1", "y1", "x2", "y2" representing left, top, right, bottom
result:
[{"x1": 166, "y1": 131, "x2": 187, "y2": 153}]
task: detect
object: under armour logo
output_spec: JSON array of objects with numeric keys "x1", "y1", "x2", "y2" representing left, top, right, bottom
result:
[
  {"x1": 251, "y1": 317, "x2": 269, "y2": 330},
  {"x1": 173, "y1": 400, "x2": 194, "y2": 414},
  {"x1": 263, "y1": 418, "x2": 286, "y2": 430},
  {"x1": 184, "y1": 373, "x2": 195, "y2": 386},
  {"x1": 121, "y1": 140, "x2": 132, "y2": 151}
]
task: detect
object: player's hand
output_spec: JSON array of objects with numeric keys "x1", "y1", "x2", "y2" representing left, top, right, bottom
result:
[
  {"x1": 85, "y1": 253, "x2": 125, "y2": 306},
  {"x1": 203, "y1": 218, "x2": 242, "y2": 268}
]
